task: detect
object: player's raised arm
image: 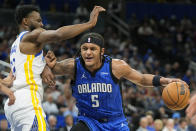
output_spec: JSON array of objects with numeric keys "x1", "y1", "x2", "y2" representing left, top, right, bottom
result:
[
  {"x1": 111, "y1": 59, "x2": 182, "y2": 87},
  {"x1": 37, "y1": 6, "x2": 105, "y2": 45}
]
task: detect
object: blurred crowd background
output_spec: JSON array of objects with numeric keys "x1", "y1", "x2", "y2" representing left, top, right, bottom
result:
[{"x1": 0, "y1": 0, "x2": 196, "y2": 131}]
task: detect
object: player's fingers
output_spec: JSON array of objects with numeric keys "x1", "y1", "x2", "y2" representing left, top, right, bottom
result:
[
  {"x1": 43, "y1": 77, "x2": 49, "y2": 84},
  {"x1": 97, "y1": 6, "x2": 106, "y2": 12},
  {"x1": 8, "y1": 98, "x2": 15, "y2": 106},
  {"x1": 49, "y1": 81, "x2": 56, "y2": 88},
  {"x1": 50, "y1": 57, "x2": 56, "y2": 62}
]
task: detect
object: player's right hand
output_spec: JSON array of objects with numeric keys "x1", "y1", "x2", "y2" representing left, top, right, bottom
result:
[
  {"x1": 88, "y1": 6, "x2": 105, "y2": 27},
  {"x1": 41, "y1": 66, "x2": 56, "y2": 88},
  {"x1": 8, "y1": 91, "x2": 15, "y2": 106}
]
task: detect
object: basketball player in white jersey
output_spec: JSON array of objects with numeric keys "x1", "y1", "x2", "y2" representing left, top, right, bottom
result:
[{"x1": 4, "y1": 4, "x2": 105, "y2": 131}]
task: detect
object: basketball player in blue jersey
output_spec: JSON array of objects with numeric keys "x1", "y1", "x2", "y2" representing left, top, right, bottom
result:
[
  {"x1": 5, "y1": 4, "x2": 105, "y2": 131},
  {"x1": 44, "y1": 32, "x2": 185, "y2": 131}
]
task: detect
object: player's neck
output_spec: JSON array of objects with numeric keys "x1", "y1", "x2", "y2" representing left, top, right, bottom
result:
[
  {"x1": 19, "y1": 25, "x2": 30, "y2": 33},
  {"x1": 85, "y1": 61, "x2": 102, "y2": 73}
]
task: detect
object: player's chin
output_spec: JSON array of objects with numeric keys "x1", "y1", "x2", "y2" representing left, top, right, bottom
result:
[{"x1": 84, "y1": 61, "x2": 94, "y2": 67}]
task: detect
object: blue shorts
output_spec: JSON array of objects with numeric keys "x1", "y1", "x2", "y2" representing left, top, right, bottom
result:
[{"x1": 77, "y1": 116, "x2": 130, "y2": 131}]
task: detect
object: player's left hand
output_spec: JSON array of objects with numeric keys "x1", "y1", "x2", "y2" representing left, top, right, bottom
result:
[
  {"x1": 8, "y1": 91, "x2": 15, "y2": 106},
  {"x1": 41, "y1": 66, "x2": 56, "y2": 87},
  {"x1": 160, "y1": 78, "x2": 187, "y2": 87},
  {"x1": 88, "y1": 6, "x2": 106, "y2": 27}
]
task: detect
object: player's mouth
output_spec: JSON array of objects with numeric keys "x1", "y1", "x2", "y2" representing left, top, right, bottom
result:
[{"x1": 85, "y1": 57, "x2": 93, "y2": 62}]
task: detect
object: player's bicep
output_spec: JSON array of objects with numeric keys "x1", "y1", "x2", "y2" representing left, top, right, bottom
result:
[
  {"x1": 113, "y1": 59, "x2": 144, "y2": 85},
  {"x1": 37, "y1": 30, "x2": 61, "y2": 44}
]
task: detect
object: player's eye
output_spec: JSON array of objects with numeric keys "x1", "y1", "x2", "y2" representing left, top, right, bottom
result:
[
  {"x1": 91, "y1": 47, "x2": 96, "y2": 51},
  {"x1": 82, "y1": 47, "x2": 87, "y2": 50}
]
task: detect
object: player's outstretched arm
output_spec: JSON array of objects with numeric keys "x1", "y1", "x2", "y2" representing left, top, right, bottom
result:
[
  {"x1": 0, "y1": 83, "x2": 15, "y2": 105},
  {"x1": 37, "y1": 6, "x2": 105, "y2": 44},
  {"x1": 45, "y1": 51, "x2": 75, "y2": 78},
  {"x1": 112, "y1": 59, "x2": 183, "y2": 87}
]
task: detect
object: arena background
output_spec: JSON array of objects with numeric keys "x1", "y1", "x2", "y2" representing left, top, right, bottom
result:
[{"x1": 0, "y1": 0, "x2": 196, "y2": 130}]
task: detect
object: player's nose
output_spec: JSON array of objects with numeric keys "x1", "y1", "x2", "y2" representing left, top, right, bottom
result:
[
  {"x1": 86, "y1": 49, "x2": 92, "y2": 54},
  {"x1": 40, "y1": 22, "x2": 44, "y2": 28}
]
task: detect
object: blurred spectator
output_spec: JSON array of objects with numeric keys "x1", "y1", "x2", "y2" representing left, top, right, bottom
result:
[
  {"x1": 162, "y1": 119, "x2": 177, "y2": 131},
  {"x1": 108, "y1": 0, "x2": 122, "y2": 17},
  {"x1": 56, "y1": 94, "x2": 67, "y2": 115},
  {"x1": 146, "y1": 114, "x2": 155, "y2": 131},
  {"x1": 161, "y1": 114, "x2": 169, "y2": 127},
  {"x1": 76, "y1": 3, "x2": 88, "y2": 19},
  {"x1": 176, "y1": 118, "x2": 188, "y2": 131},
  {"x1": 59, "y1": 114, "x2": 74, "y2": 131},
  {"x1": 154, "y1": 119, "x2": 163, "y2": 131},
  {"x1": 48, "y1": 115, "x2": 57, "y2": 131},
  {"x1": 136, "y1": 117, "x2": 148, "y2": 131},
  {"x1": 43, "y1": 93, "x2": 59, "y2": 115},
  {"x1": 63, "y1": 81, "x2": 78, "y2": 118},
  {"x1": 172, "y1": 112, "x2": 181, "y2": 128},
  {"x1": 0, "y1": 119, "x2": 9, "y2": 131},
  {"x1": 138, "y1": 22, "x2": 153, "y2": 36}
]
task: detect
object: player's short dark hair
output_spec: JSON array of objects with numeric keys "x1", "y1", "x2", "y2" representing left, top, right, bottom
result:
[
  {"x1": 79, "y1": 32, "x2": 104, "y2": 48},
  {"x1": 15, "y1": 5, "x2": 40, "y2": 25}
]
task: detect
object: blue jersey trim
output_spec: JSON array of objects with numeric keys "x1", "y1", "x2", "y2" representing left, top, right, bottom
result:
[
  {"x1": 35, "y1": 50, "x2": 43, "y2": 57},
  {"x1": 19, "y1": 31, "x2": 28, "y2": 41}
]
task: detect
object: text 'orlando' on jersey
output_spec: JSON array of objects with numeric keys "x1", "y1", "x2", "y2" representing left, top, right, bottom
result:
[{"x1": 72, "y1": 55, "x2": 125, "y2": 120}]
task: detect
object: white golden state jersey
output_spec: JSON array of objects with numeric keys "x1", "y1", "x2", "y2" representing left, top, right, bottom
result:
[{"x1": 10, "y1": 31, "x2": 46, "y2": 100}]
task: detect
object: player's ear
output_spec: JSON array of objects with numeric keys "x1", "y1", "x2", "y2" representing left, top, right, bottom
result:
[
  {"x1": 22, "y1": 18, "x2": 29, "y2": 26},
  {"x1": 101, "y1": 48, "x2": 104, "y2": 56}
]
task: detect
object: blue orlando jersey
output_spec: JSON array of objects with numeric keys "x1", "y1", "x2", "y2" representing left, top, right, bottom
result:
[{"x1": 72, "y1": 55, "x2": 125, "y2": 120}]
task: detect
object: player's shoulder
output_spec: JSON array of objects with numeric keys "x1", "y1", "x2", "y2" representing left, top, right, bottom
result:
[
  {"x1": 111, "y1": 59, "x2": 130, "y2": 79},
  {"x1": 112, "y1": 59, "x2": 127, "y2": 66},
  {"x1": 22, "y1": 28, "x2": 45, "y2": 42}
]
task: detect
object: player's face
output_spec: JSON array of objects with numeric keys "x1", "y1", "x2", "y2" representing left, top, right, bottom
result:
[
  {"x1": 81, "y1": 43, "x2": 104, "y2": 69},
  {"x1": 26, "y1": 11, "x2": 43, "y2": 30}
]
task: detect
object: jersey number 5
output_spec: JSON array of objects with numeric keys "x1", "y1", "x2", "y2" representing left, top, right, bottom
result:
[{"x1": 91, "y1": 95, "x2": 99, "y2": 107}]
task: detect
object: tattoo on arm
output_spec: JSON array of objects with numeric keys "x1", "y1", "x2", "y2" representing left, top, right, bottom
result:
[{"x1": 53, "y1": 58, "x2": 74, "y2": 78}]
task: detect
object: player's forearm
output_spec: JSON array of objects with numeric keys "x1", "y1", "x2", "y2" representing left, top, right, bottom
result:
[
  {"x1": 141, "y1": 74, "x2": 169, "y2": 87},
  {"x1": 52, "y1": 62, "x2": 65, "y2": 75},
  {"x1": 138, "y1": 74, "x2": 155, "y2": 87},
  {"x1": 56, "y1": 22, "x2": 93, "y2": 41}
]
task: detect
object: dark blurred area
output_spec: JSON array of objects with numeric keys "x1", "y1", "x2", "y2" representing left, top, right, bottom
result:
[{"x1": 0, "y1": 0, "x2": 196, "y2": 130}]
